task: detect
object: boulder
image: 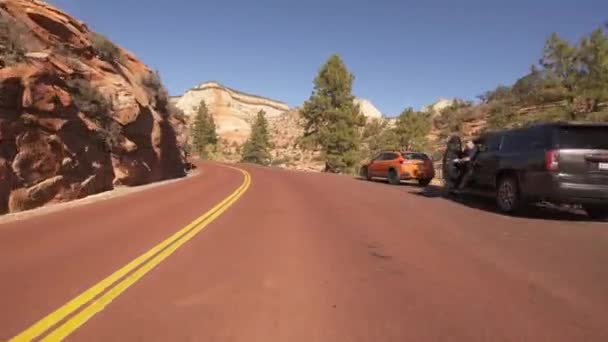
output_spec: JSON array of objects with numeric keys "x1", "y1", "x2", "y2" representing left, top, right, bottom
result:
[
  {"x1": 12, "y1": 130, "x2": 61, "y2": 186},
  {"x1": 8, "y1": 175, "x2": 64, "y2": 213}
]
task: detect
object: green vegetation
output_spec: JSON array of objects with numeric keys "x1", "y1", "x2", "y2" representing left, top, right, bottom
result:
[
  {"x1": 394, "y1": 108, "x2": 431, "y2": 151},
  {"x1": 362, "y1": 118, "x2": 398, "y2": 156},
  {"x1": 66, "y1": 77, "x2": 121, "y2": 150},
  {"x1": 432, "y1": 100, "x2": 477, "y2": 138},
  {"x1": 0, "y1": 15, "x2": 27, "y2": 66},
  {"x1": 481, "y1": 26, "x2": 608, "y2": 129},
  {"x1": 89, "y1": 32, "x2": 125, "y2": 64},
  {"x1": 241, "y1": 110, "x2": 272, "y2": 165},
  {"x1": 190, "y1": 100, "x2": 218, "y2": 158},
  {"x1": 300, "y1": 54, "x2": 366, "y2": 173},
  {"x1": 361, "y1": 108, "x2": 432, "y2": 158}
]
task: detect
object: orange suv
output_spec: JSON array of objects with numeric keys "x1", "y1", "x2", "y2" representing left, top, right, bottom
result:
[{"x1": 360, "y1": 151, "x2": 435, "y2": 186}]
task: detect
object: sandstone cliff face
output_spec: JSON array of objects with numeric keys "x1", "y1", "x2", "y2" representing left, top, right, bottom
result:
[
  {"x1": 0, "y1": 0, "x2": 186, "y2": 214},
  {"x1": 174, "y1": 81, "x2": 290, "y2": 143}
]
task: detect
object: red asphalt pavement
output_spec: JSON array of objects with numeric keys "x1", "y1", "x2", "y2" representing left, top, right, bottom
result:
[{"x1": 1, "y1": 162, "x2": 607, "y2": 341}]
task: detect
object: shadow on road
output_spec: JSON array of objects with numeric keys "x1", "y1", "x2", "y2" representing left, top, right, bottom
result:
[
  {"x1": 415, "y1": 185, "x2": 596, "y2": 222},
  {"x1": 356, "y1": 177, "x2": 426, "y2": 188},
  {"x1": 356, "y1": 177, "x2": 603, "y2": 222}
]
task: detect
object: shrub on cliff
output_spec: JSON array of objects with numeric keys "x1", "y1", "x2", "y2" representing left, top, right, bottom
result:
[
  {"x1": 300, "y1": 54, "x2": 365, "y2": 173},
  {"x1": 0, "y1": 14, "x2": 27, "y2": 66},
  {"x1": 66, "y1": 77, "x2": 120, "y2": 150},
  {"x1": 89, "y1": 32, "x2": 125, "y2": 64},
  {"x1": 142, "y1": 71, "x2": 170, "y2": 113},
  {"x1": 168, "y1": 102, "x2": 186, "y2": 121},
  {"x1": 241, "y1": 110, "x2": 272, "y2": 165}
]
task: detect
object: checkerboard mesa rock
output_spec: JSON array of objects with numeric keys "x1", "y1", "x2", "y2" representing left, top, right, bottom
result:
[
  {"x1": 171, "y1": 82, "x2": 385, "y2": 143},
  {"x1": 0, "y1": 0, "x2": 187, "y2": 214},
  {"x1": 172, "y1": 81, "x2": 291, "y2": 144}
]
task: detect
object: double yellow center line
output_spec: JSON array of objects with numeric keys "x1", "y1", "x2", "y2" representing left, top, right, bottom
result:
[{"x1": 11, "y1": 167, "x2": 251, "y2": 341}]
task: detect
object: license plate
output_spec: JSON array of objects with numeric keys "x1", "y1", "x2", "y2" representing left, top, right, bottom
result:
[{"x1": 600, "y1": 163, "x2": 608, "y2": 170}]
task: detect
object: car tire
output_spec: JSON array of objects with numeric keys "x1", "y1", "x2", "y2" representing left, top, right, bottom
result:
[
  {"x1": 584, "y1": 206, "x2": 608, "y2": 221},
  {"x1": 418, "y1": 178, "x2": 432, "y2": 187},
  {"x1": 496, "y1": 175, "x2": 521, "y2": 214},
  {"x1": 388, "y1": 169, "x2": 400, "y2": 185},
  {"x1": 360, "y1": 166, "x2": 372, "y2": 181}
]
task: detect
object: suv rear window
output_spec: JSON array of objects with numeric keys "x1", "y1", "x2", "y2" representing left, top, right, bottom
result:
[
  {"x1": 403, "y1": 153, "x2": 429, "y2": 160},
  {"x1": 557, "y1": 126, "x2": 608, "y2": 149},
  {"x1": 501, "y1": 127, "x2": 551, "y2": 152},
  {"x1": 383, "y1": 153, "x2": 399, "y2": 160}
]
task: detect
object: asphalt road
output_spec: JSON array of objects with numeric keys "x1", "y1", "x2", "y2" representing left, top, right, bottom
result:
[{"x1": 1, "y1": 162, "x2": 607, "y2": 341}]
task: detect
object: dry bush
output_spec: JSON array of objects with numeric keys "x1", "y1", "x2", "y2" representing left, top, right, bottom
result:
[
  {"x1": 66, "y1": 77, "x2": 121, "y2": 150},
  {"x1": 89, "y1": 32, "x2": 125, "y2": 64},
  {"x1": 0, "y1": 14, "x2": 27, "y2": 66}
]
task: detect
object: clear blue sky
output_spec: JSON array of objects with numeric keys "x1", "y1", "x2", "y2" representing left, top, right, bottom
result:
[{"x1": 49, "y1": 0, "x2": 606, "y2": 116}]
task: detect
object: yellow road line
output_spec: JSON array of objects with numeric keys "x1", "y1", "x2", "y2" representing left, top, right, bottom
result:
[{"x1": 10, "y1": 166, "x2": 251, "y2": 342}]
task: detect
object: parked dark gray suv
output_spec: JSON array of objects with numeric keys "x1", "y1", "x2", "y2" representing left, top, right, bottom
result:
[{"x1": 445, "y1": 123, "x2": 608, "y2": 219}]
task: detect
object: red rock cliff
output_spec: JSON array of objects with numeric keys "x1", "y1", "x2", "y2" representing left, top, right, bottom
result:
[{"x1": 0, "y1": 0, "x2": 187, "y2": 213}]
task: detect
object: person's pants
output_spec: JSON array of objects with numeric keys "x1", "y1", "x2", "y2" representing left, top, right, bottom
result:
[{"x1": 458, "y1": 162, "x2": 475, "y2": 189}]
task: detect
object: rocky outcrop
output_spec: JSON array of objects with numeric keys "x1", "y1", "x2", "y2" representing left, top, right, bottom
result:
[
  {"x1": 354, "y1": 98, "x2": 383, "y2": 118},
  {"x1": 0, "y1": 0, "x2": 186, "y2": 213},
  {"x1": 422, "y1": 98, "x2": 458, "y2": 114}
]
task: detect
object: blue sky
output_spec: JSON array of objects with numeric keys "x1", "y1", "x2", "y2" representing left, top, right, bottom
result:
[{"x1": 49, "y1": 0, "x2": 606, "y2": 116}]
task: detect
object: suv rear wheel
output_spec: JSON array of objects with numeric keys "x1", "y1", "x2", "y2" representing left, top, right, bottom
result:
[
  {"x1": 388, "y1": 169, "x2": 400, "y2": 185},
  {"x1": 360, "y1": 166, "x2": 372, "y2": 181},
  {"x1": 584, "y1": 206, "x2": 608, "y2": 221},
  {"x1": 497, "y1": 176, "x2": 521, "y2": 213},
  {"x1": 418, "y1": 178, "x2": 432, "y2": 187}
]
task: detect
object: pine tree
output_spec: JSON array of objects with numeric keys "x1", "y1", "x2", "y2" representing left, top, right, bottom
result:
[
  {"x1": 578, "y1": 27, "x2": 608, "y2": 102},
  {"x1": 241, "y1": 110, "x2": 272, "y2": 165},
  {"x1": 541, "y1": 32, "x2": 580, "y2": 99},
  {"x1": 190, "y1": 100, "x2": 217, "y2": 158},
  {"x1": 363, "y1": 118, "x2": 399, "y2": 157},
  {"x1": 300, "y1": 54, "x2": 365, "y2": 173}
]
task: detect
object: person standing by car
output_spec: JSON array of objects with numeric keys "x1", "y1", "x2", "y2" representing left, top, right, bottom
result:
[
  {"x1": 442, "y1": 136, "x2": 464, "y2": 190},
  {"x1": 457, "y1": 140, "x2": 480, "y2": 189}
]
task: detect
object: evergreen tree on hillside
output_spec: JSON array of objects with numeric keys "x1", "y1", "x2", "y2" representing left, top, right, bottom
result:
[
  {"x1": 541, "y1": 32, "x2": 580, "y2": 100},
  {"x1": 241, "y1": 110, "x2": 272, "y2": 165},
  {"x1": 578, "y1": 28, "x2": 608, "y2": 102},
  {"x1": 393, "y1": 107, "x2": 431, "y2": 151},
  {"x1": 363, "y1": 119, "x2": 399, "y2": 156},
  {"x1": 300, "y1": 54, "x2": 366, "y2": 173},
  {"x1": 190, "y1": 100, "x2": 217, "y2": 158}
]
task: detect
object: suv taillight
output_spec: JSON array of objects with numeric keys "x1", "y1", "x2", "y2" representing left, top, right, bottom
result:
[{"x1": 545, "y1": 150, "x2": 559, "y2": 171}]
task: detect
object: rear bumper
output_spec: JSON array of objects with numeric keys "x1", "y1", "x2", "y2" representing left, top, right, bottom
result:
[
  {"x1": 545, "y1": 178, "x2": 608, "y2": 205},
  {"x1": 400, "y1": 166, "x2": 435, "y2": 180}
]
